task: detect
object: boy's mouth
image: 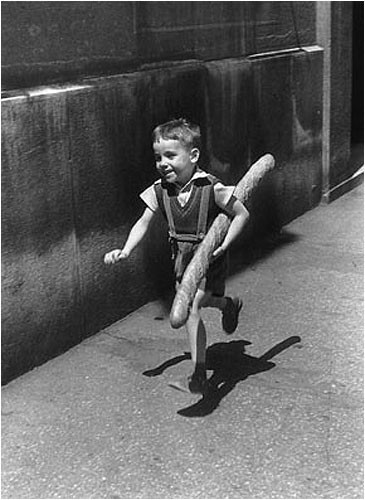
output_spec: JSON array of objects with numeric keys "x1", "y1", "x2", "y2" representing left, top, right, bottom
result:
[
  {"x1": 160, "y1": 171, "x2": 177, "y2": 185},
  {"x1": 160, "y1": 168, "x2": 174, "y2": 178}
]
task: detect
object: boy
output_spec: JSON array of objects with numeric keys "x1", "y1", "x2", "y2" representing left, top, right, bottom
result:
[{"x1": 104, "y1": 118, "x2": 249, "y2": 395}]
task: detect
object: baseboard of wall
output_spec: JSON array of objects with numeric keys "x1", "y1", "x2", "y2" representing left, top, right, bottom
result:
[{"x1": 322, "y1": 165, "x2": 364, "y2": 204}]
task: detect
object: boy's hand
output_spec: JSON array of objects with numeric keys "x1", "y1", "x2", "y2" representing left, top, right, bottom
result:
[{"x1": 104, "y1": 249, "x2": 129, "y2": 264}]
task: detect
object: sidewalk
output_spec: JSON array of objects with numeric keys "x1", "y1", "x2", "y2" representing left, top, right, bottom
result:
[{"x1": 2, "y1": 184, "x2": 363, "y2": 499}]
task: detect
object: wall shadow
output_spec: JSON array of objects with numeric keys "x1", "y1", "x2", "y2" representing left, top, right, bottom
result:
[{"x1": 143, "y1": 335, "x2": 301, "y2": 417}]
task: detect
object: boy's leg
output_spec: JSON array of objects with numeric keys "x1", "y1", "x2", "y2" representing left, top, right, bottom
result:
[
  {"x1": 185, "y1": 289, "x2": 241, "y2": 391},
  {"x1": 169, "y1": 289, "x2": 209, "y2": 394},
  {"x1": 202, "y1": 293, "x2": 226, "y2": 311},
  {"x1": 202, "y1": 292, "x2": 243, "y2": 335},
  {"x1": 187, "y1": 288, "x2": 208, "y2": 379},
  {"x1": 203, "y1": 258, "x2": 243, "y2": 334}
]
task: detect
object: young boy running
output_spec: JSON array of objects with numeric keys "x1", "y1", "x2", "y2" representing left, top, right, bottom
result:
[{"x1": 104, "y1": 118, "x2": 249, "y2": 395}]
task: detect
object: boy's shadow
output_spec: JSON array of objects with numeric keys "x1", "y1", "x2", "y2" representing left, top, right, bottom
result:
[{"x1": 143, "y1": 336, "x2": 301, "y2": 417}]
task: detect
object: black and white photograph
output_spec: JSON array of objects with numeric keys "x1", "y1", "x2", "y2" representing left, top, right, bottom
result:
[{"x1": 1, "y1": 1, "x2": 364, "y2": 498}]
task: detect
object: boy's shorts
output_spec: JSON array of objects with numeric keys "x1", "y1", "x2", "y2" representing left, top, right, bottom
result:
[
  {"x1": 198, "y1": 253, "x2": 227, "y2": 297},
  {"x1": 174, "y1": 242, "x2": 227, "y2": 297}
]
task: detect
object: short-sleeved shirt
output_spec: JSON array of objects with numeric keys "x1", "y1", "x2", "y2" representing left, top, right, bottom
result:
[{"x1": 140, "y1": 168, "x2": 235, "y2": 214}]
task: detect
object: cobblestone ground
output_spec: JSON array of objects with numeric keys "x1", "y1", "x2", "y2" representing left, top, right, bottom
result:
[{"x1": 2, "y1": 184, "x2": 363, "y2": 499}]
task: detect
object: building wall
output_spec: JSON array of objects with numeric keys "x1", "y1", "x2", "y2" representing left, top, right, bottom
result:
[
  {"x1": 1, "y1": 1, "x2": 343, "y2": 383},
  {"x1": 2, "y1": 1, "x2": 316, "y2": 90}
]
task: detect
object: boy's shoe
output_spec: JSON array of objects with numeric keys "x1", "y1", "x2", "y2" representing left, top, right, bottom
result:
[
  {"x1": 169, "y1": 374, "x2": 211, "y2": 395},
  {"x1": 222, "y1": 297, "x2": 243, "y2": 334}
]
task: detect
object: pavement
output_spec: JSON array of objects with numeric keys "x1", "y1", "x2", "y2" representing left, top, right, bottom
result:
[{"x1": 1, "y1": 184, "x2": 363, "y2": 499}]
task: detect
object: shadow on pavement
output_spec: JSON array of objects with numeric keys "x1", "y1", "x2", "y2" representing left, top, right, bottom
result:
[
  {"x1": 143, "y1": 353, "x2": 191, "y2": 377},
  {"x1": 143, "y1": 336, "x2": 301, "y2": 417}
]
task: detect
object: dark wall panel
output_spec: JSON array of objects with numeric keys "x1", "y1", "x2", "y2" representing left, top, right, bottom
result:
[
  {"x1": 1, "y1": 95, "x2": 83, "y2": 381},
  {"x1": 2, "y1": 1, "x2": 317, "y2": 91},
  {"x1": 244, "y1": 1, "x2": 316, "y2": 54},
  {"x1": 137, "y1": 1, "x2": 316, "y2": 62},
  {"x1": 252, "y1": 50, "x2": 322, "y2": 226},
  {"x1": 1, "y1": 1, "x2": 137, "y2": 89},
  {"x1": 204, "y1": 50, "x2": 323, "y2": 232},
  {"x1": 329, "y1": 3, "x2": 353, "y2": 187},
  {"x1": 204, "y1": 59, "x2": 251, "y2": 184}
]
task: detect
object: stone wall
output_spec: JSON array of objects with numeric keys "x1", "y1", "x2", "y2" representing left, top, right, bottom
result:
[{"x1": 2, "y1": 1, "x2": 316, "y2": 90}]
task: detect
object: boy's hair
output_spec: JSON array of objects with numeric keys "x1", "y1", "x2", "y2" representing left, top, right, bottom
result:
[{"x1": 152, "y1": 118, "x2": 201, "y2": 150}]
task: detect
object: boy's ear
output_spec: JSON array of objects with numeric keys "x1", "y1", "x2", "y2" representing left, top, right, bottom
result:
[{"x1": 190, "y1": 148, "x2": 200, "y2": 163}]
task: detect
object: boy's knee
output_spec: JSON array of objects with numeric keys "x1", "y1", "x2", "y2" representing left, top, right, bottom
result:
[{"x1": 192, "y1": 290, "x2": 211, "y2": 311}]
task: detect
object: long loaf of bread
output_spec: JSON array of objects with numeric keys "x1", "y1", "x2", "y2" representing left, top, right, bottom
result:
[{"x1": 170, "y1": 153, "x2": 275, "y2": 329}]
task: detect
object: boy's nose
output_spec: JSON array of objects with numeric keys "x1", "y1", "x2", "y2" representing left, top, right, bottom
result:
[{"x1": 158, "y1": 162, "x2": 168, "y2": 170}]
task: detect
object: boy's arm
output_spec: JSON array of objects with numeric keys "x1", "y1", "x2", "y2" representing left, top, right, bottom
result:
[
  {"x1": 104, "y1": 207, "x2": 155, "y2": 264},
  {"x1": 212, "y1": 197, "x2": 249, "y2": 259}
]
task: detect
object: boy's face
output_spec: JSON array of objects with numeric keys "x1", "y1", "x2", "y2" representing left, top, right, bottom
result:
[{"x1": 153, "y1": 138, "x2": 199, "y2": 187}]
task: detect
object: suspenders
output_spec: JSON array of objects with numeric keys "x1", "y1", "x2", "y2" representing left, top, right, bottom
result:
[
  {"x1": 161, "y1": 183, "x2": 211, "y2": 243},
  {"x1": 158, "y1": 180, "x2": 215, "y2": 280}
]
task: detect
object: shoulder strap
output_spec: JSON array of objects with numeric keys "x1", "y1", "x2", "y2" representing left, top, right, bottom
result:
[
  {"x1": 161, "y1": 188, "x2": 176, "y2": 238},
  {"x1": 196, "y1": 184, "x2": 212, "y2": 239}
]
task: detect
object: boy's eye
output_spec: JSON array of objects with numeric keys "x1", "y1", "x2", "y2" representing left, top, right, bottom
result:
[{"x1": 154, "y1": 151, "x2": 177, "y2": 162}]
